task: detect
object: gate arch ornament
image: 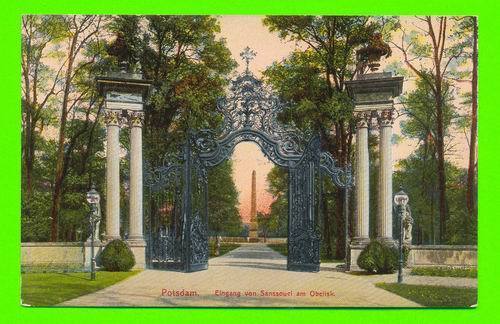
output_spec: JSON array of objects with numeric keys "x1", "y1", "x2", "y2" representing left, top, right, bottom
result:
[{"x1": 145, "y1": 49, "x2": 353, "y2": 272}]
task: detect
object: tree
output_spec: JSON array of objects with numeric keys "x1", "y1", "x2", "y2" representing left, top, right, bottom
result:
[
  {"x1": 394, "y1": 149, "x2": 473, "y2": 245},
  {"x1": 22, "y1": 16, "x2": 66, "y2": 214},
  {"x1": 263, "y1": 16, "x2": 397, "y2": 258},
  {"x1": 468, "y1": 17, "x2": 478, "y2": 221},
  {"x1": 399, "y1": 76, "x2": 457, "y2": 243},
  {"x1": 266, "y1": 166, "x2": 288, "y2": 237},
  {"x1": 256, "y1": 212, "x2": 271, "y2": 242},
  {"x1": 48, "y1": 15, "x2": 109, "y2": 241},
  {"x1": 391, "y1": 16, "x2": 469, "y2": 243},
  {"x1": 450, "y1": 16, "x2": 478, "y2": 230},
  {"x1": 107, "y1": 16, "x2": 236, "y2": 162},
  {"x1": 208, "y1": 160, "x2": 243, "y2": 253}
]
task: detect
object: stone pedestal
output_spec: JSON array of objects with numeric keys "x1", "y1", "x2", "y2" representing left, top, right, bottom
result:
[
  {"x1": 248, "y1": 222, "x2": 259, "y2": 242},
  {"x1": 348, "y1": 242, "x2": 369, "y2": 271},
  {"x1": 83, "y1": 240, "x2": 104, "y2": 271},
  {"x1": 127, "y1": 239, "x2": 147, "y2": 269}
]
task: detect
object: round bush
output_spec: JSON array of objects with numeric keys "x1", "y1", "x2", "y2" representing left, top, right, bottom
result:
[
  {"x1": 357, "y1": 240, "x2": 400, "y2": 274},
  {"x1": 100, "y1": 239, "x2": 135, "y2": 271}
]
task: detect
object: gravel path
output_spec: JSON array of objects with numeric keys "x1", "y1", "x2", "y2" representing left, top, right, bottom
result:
[{"x1": 61, "y1": 244, "x2": 423, "y2": 307}]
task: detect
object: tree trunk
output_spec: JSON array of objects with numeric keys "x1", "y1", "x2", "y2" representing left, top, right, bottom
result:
[
  {"x1": 50, "y1": 31, "x2": 77, "y2": 242},
  {"x1": 466, "y1": 16, "x2": 478, "y2": 231},
  {"x1": 435, "y1": 90, "x2": 448, "y2": 243}
]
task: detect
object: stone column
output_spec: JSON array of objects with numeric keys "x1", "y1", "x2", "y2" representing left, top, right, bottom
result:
[
  {"x1": 128, "y1": 111, "x2": 145, "y2": 242},
  {"x1": 104, "y1": 110, "x2": 122, "y2": 240},
  {"x1": 353, "y1": 112, "x2": 371, "y2": 244},
  {"x1": 377, "y1": 109, "x2": 394, "y2": 242}
]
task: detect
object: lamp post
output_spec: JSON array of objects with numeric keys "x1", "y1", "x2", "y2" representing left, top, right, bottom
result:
[
  {"x1": 86, "y1": 186, "x2": 101, "y2": 281},
  {"x1": 394, "y1": 187, "x2": 409, "y2": 284}
]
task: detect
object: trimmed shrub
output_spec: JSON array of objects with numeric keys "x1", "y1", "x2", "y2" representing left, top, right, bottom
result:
[
  {"x1": 100, "y1": 239, "x2": 135, "y2": 271},
  {"x1": 357, "y1": 240, "x2": 402, "y2": 274}
]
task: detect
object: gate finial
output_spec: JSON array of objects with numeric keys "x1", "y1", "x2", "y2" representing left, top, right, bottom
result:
[{"x1": 240, "y1": 46, "x2": 257, "y2": 73}]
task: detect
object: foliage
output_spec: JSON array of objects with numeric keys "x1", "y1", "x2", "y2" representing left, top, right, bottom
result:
[
  {"x1": 21, "y1": 15, "x2": 237, "y2": 243},
  {"x1": 256, "y1": 212, "x2": 271, "y2": 239},
  {"x1": 21, "y1": 271, "x2": 140, "y2": 306},
  {"x1": 375, "y1": 283, "x2": 477, "y2": 307},
  {"x1": 391, "y1": 16, "x2": 473, "y2": 244},
  {"x1": 108, "y1": 16, "x2": 236, "y2": 161},
  {"x1": 265, "y1": 166, "x2": 288, "y2": 237},
  {"x1": 262, "y1": 16, "x2": 399, "y2": 259},
  {"x1": 411, "y1": 266, "x2": 477, "y2": 278},
  {"x1": 394, "y1": 150, "x2": 474, "y2": 245},
  {"x1": 21, "y1": 15, "x2": 111, "y2": 242},
  {"x1": 357, "y1": 240, "x2": 400, "y2": 274},
  {"x1": 208, "y1": 160, "x2": 243, "y2": 236},
  {"x1": 100, "y1": 240, "x2": 135, "y2": 271}
]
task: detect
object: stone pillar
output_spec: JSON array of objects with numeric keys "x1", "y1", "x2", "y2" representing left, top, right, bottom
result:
[
  {"x1": 126, "y1": 111, "x2": 146, "y2": 269},
  {"x1": 104, "y1": 110, "x2": 122, "y2": 240},
  {"x1": 353, "y1": 112, "x2": 371, "y2": 244},
  {"x1": 377, "y1": 109, "x2": 394, "y2": 242},
  {"x1": 128, "y1": 111, "x2": 145, "y2": 242}
]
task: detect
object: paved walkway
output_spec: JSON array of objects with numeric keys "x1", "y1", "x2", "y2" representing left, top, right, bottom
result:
[{"x1": 61, "y1": 244, "x2": 423, "y2": 307}]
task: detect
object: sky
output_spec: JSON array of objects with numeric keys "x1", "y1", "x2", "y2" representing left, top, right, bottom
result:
[
  {"x1": 218, "y1": 16, "x2": 296, "y2": 222},
  {"x1": 216, "y1": 16, "x2": 472, "y2": 222}
]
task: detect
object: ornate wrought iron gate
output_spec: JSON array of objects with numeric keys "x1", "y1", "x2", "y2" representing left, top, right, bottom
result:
[{"x1": 145, "y1": 68, "x2": 352, "y2": 272}]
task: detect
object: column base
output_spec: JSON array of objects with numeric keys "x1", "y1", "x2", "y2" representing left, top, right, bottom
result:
[
  {"x1": 348, "y1": 237, "x2": 370, "y2": 271},
  {"x1": 350, "y1": 236, "x2": 370, "y2": 246},
  {"x1": 104, "y1": 235, "x2": 121, "y2": 242},
  {"x1": 127, "y1": 238, "x2": 146, "y2": 269},
  {"x1": 377, "y1": 237, "x2": 397, "y2": 247}
]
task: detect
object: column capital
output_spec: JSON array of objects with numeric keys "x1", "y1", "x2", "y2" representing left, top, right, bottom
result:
[
  {"x1": 104, "y1": 109, "x2": 122, "y2": 126},
  {"x1": 128, "y1": 111, "x2": 145, "y2": 128},
  {"x1": 353, "y1": 111, "x2": 372, "y2": 128},
  {"x1": 377, "y1": 109, "x2": 394, "y2": 127}
]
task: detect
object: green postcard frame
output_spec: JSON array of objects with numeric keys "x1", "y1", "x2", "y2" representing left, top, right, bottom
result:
[{"x1": 1, "y1": 0, "x2": 498, "y2": 322}]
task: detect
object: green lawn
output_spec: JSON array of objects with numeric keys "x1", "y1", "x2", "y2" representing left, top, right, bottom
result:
[
  {"x1": 209, "y1": 242, "x2": 240, "y2": 258},
  {"x1": 266, "y1": 243, "x2": 343, "y2": 262},
  {"x1": 376, "y1": 282, "x2": 477, "y2": 307},
  {"x1": 21, "y1": 270, "x2": 141, "y2": 306},
  {"x1": 411, "y1": 266, "x2": 477, "y2": 278}
]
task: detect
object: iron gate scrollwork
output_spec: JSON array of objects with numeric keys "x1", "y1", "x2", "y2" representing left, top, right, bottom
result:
[
  {"x1": 145, "y1": 59, "x2": 352, "y2": 272},
  {"x1": 144, "y1": 137, "x2": 209, "y2": 272}
]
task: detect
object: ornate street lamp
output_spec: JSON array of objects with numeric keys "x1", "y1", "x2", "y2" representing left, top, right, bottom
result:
[
  {"x1": 86, "y1": 186, "x2": 101, "y2": 280},
  {"x1": 394, "y1": 187, "x2": 409, "y2": 283}
]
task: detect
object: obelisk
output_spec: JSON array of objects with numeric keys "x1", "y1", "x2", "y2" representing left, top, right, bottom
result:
[{"x1": 248, "y1": 170, "x2": 259, "y2": 242}]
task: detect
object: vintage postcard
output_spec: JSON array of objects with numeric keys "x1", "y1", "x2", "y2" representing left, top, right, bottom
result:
[{"x1": 20, "y1": 15, "x2": 477, "y2": 308}]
